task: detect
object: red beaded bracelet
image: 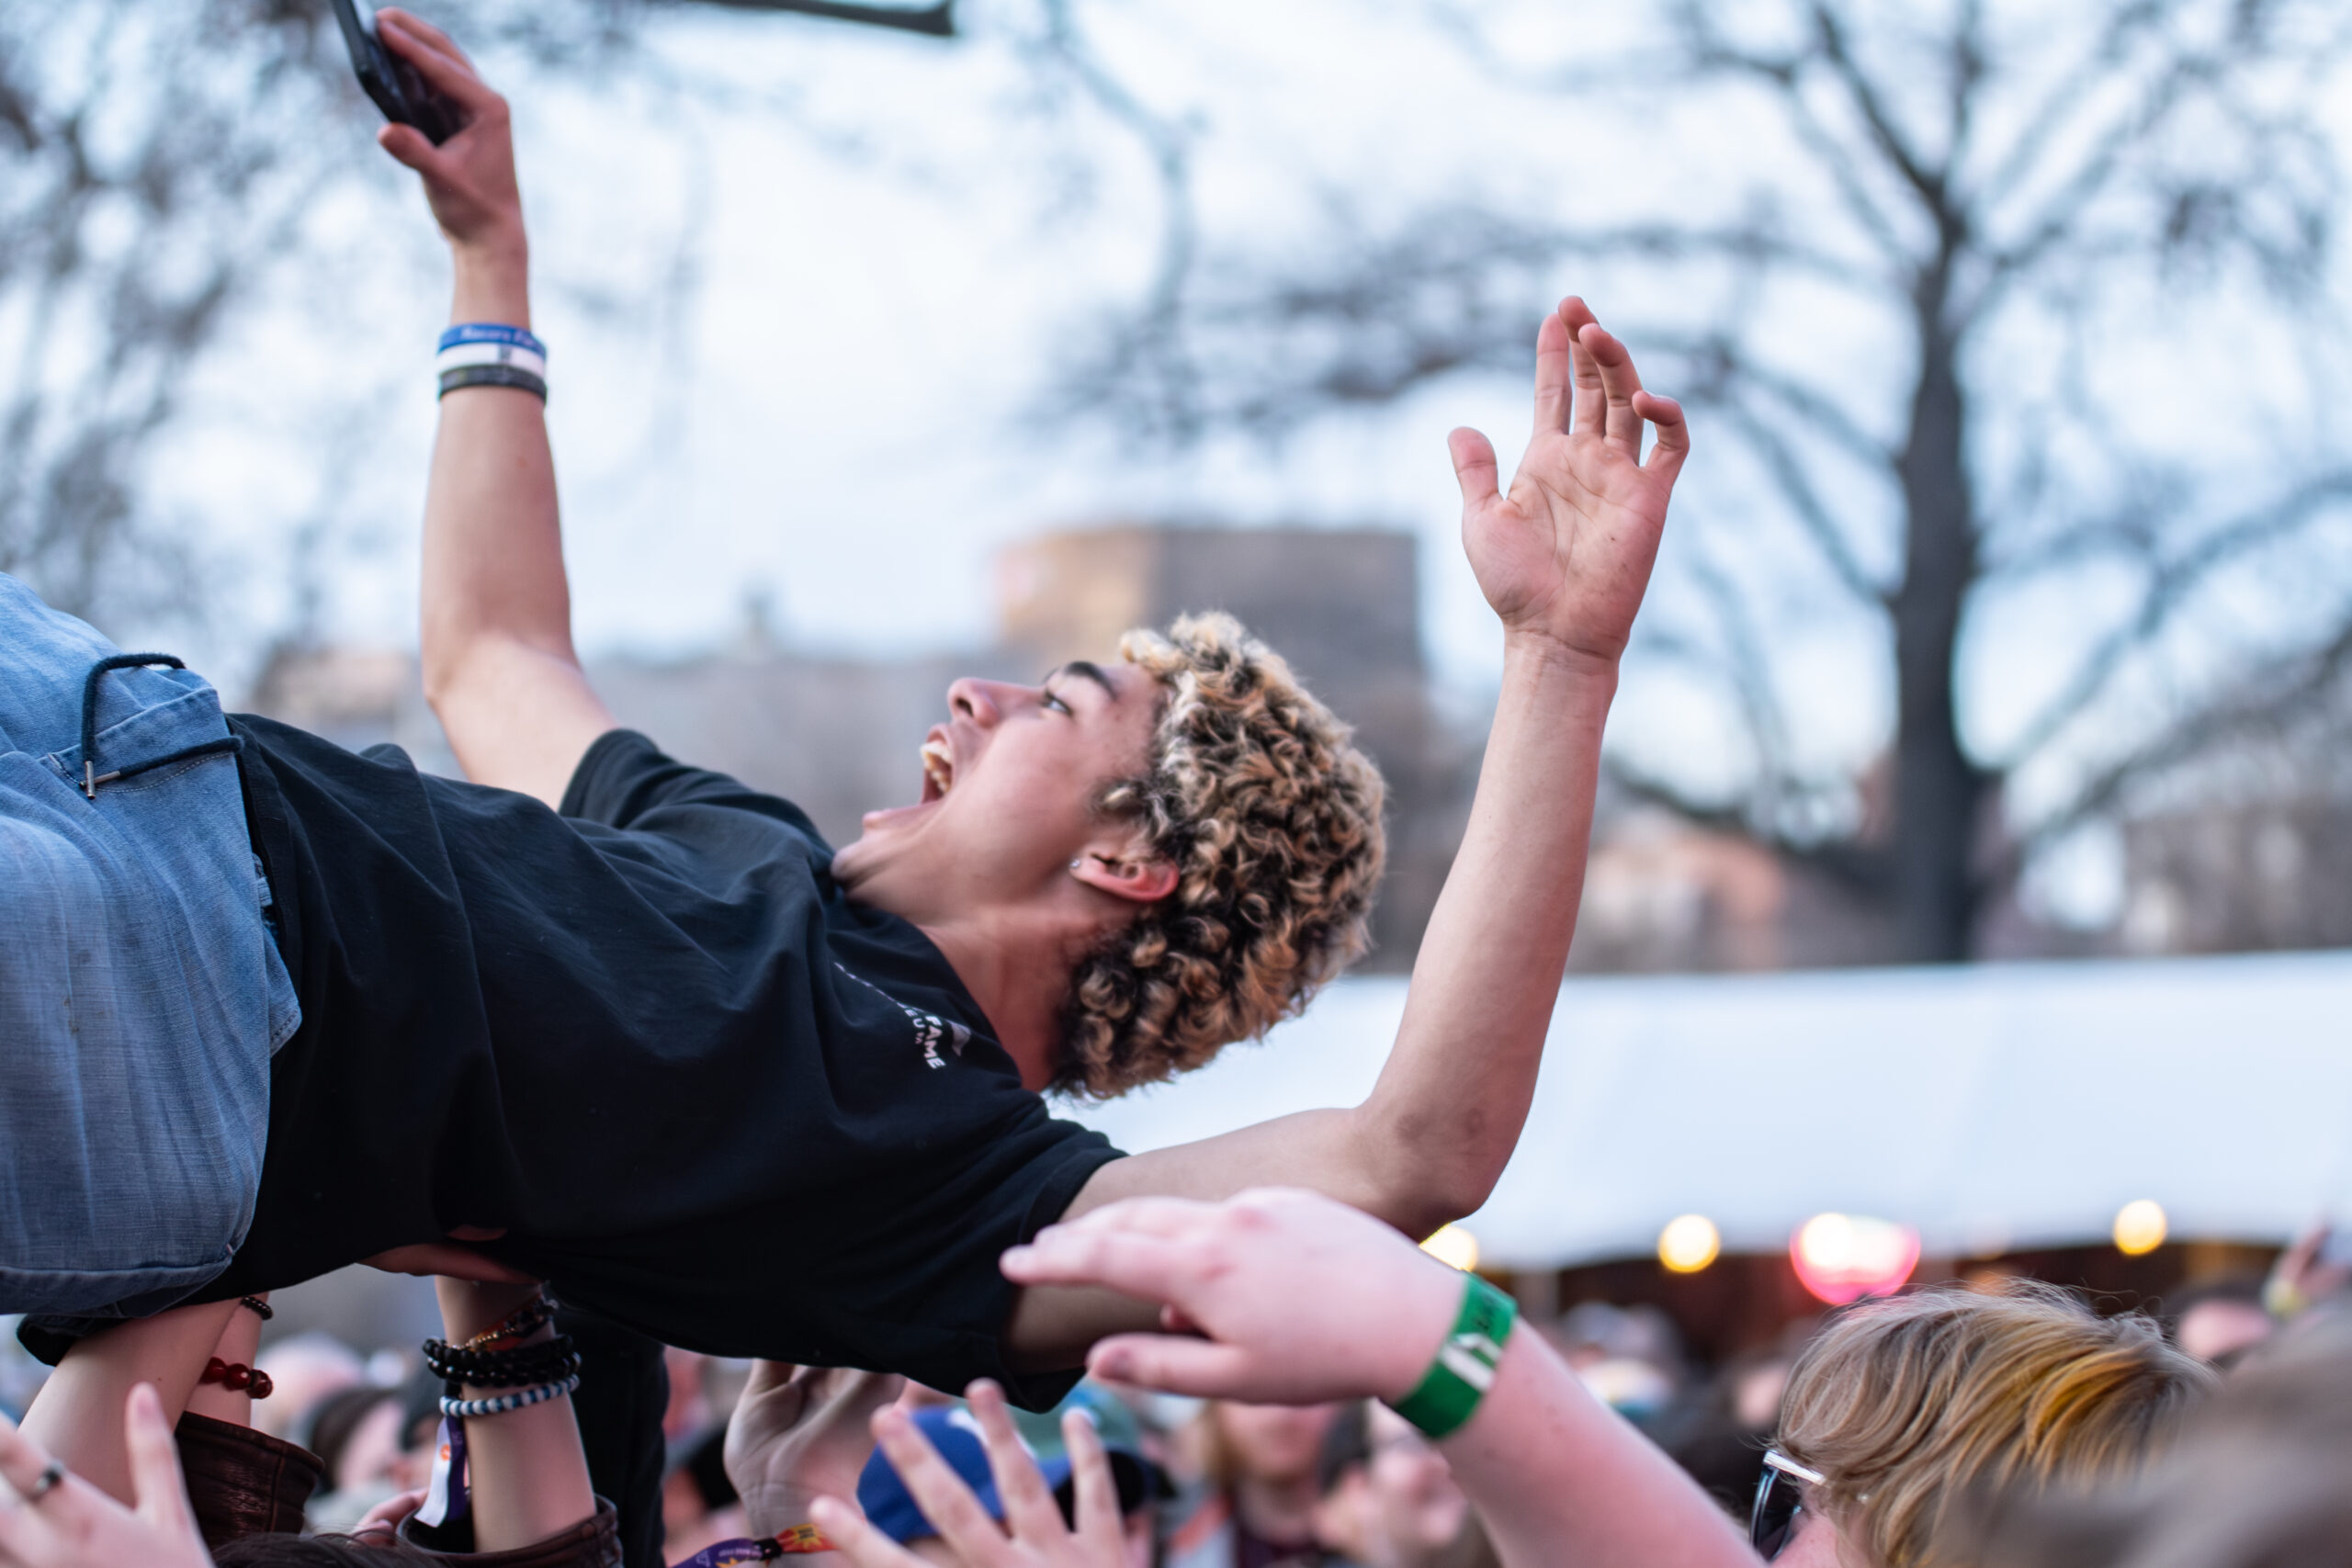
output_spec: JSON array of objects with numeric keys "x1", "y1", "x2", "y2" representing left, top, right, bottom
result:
[{"x1": 201, "y1": 1358, "x2": 275, "y2": 1399}]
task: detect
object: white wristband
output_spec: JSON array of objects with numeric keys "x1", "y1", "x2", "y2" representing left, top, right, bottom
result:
[{"x1": 435, "y1": 340, "x2": 548, "y2": 380}]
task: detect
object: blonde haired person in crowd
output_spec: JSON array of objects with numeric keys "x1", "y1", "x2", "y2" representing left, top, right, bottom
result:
[{"x1": 1756, "y1": 1283, "x2": 2212, "y2": 1567}]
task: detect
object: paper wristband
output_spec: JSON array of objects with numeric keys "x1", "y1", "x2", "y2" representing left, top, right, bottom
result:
[
  {"x1": 436, "y1": 341, "x2": 548, "y2": 379},
  {"x1": 439, "y1": 322, "x2": 547, "y2": 357},
  {"x1": 1385, "y1": 1272, "x2": 1518, "y2": 1439},
  {"x1": 439, "y1": 364, "x2": 548, "y2": 401}
]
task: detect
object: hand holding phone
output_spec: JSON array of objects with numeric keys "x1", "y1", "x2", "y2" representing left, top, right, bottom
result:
[
  {"x1": 332, "y1": 0, "x2": 466, "y2": 144},
  {"x1": 363, "y1": 9, "x2": 526, "y2": 272}
]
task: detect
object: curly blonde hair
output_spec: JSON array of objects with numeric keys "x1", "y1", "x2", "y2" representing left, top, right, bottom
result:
[{"x1": 1055, "y1": 613, "x2": 1386, "y2": 1097}]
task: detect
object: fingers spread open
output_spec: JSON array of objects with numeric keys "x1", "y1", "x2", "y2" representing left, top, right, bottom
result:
[
  {"x1": 1448, "y1": 428, "x2": 1500, "y2": 513},
  {"x1": 1577, "y1": 322, "x2": 1647, "y2": 457},
  {"x1": 869, "y1": 1407, "x2": 1010, "y2": 1563},
  {"x1": 124, "y1": 1386, "x2": 197, "y2": 1540},
  {"x1": 1086, "y1": 1334, "x2": 1257, "y2": 1398},
  {"x1": 1532, "y1": 310, "x2": 1574, "y2": 434},
  {"x1": 1557, "y1": 297, "x2": 1603, "y2": 436},
  {"x1": 1062, "y1": 1408, "x2": 1125, "y2": 1551},
  {"x1": 967, "y1": 1382, "x2": 1061, "y2": 1541},
  {"x1": 1633, "y1": 391, "x2": 1690, "y2": 479}
]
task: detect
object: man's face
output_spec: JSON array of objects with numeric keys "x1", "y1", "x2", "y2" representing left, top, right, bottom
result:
[{"x1": 831, "y1": 661, "x2": 1164, "y2": 922}]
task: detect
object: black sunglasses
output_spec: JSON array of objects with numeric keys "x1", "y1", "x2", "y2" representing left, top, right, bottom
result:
[{"x1": 1750, "y1": 1449, "x2": 1824, "y2": 1560}]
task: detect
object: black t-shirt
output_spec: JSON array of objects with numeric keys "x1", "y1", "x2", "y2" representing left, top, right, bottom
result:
[{"x1": 206, "y1": 719, "x2": 1123, "y2": 1402}]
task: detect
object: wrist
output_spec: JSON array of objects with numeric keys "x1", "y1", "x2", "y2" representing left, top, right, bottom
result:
[
  {"x1": 1385, "y1": 1270, "x2": 1519, "y2": 1439},
  {"x1": 738, "y1": 1482, "x2": 837, "y2": 1540},
  {"x1": 1375, "y1": 1254, "x2": 1486, "y2": 1404},
  {"x1": 450, "y1": 234, "x2": 531, "y2": 329},
  {"x1": 1500, "y1": 626, "x2": 1622, "y2": 689}
]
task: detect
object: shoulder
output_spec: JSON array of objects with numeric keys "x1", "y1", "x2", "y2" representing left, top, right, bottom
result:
[{"x1": 560, "y1": 728, "x2": 829, "y2": 847}]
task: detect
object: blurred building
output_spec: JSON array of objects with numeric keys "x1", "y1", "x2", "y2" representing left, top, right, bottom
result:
[{"x1": 2118, "y1": 797, "x2": 2352, "y2": 955}]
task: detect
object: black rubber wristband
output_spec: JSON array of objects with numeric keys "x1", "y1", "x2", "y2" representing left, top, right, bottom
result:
[{"x1": 438, "y1": 363, "x2": 547, "y2": 401}]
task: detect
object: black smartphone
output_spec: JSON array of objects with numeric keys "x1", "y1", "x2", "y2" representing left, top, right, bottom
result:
[{"x1": 329, "y1": 0, "x2": 465, "y2": 145}]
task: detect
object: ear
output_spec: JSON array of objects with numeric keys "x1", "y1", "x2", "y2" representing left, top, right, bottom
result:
[{"x1": 1070, "y1": 828, "x2": 1178, "y2": 905}]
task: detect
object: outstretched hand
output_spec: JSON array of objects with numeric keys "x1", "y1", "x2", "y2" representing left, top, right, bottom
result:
[
  {"x1": 372, "y1": 9, "x2": 526, "y2": 262},
  {"x1": 1451, "y1": 298, "x2": 1688, "y2": 668},
  {"x1": 809, "y1": 1382, "x2": 1125, "y2": 1568},
  {"x1": 0, "y1": 1389, "x2": 211, "y2": 1568},
  {"x1": 1002, "y1": 1188, "x2": 1464, "y2": 1406},
  {"x1": 723, "y1": 1364, "x2": 904, "y2": 1539}
]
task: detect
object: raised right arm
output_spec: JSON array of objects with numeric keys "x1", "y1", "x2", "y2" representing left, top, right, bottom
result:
[{"x1": 377, "y1": 9, "x2": 614, "y2": 807}]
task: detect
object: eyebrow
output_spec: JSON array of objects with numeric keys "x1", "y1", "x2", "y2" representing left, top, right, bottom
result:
[{"x1": 1049, "y1": 660, "x2": 1121, "y2": 702}]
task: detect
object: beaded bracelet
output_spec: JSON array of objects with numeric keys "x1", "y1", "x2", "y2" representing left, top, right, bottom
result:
[
  {"x1": 461, "y1": 1293, "x2": 559, "y2": 1352},
  {"x1": 238, "y1": 1295, "x2": 274, "y2": 1322},
  {"x1": 201, "y1": 1358, "x2": 276, "y2": 1400},
  {"x1": 424, "y1": 1338, "x2": 582, "y2": 1388},
  {"x1": 440, "y1": 1373, "x2": 580, "y2": 1420}
]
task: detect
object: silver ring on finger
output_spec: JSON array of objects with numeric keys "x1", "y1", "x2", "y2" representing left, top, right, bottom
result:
[{"x1": 26, "y1": 1460, "x2": 66, "y2": 1502}]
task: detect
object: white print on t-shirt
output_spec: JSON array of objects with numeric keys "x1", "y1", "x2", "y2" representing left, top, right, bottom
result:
[{"x1": 834, "y1": 964, "x2": 972, "y2": 1069}]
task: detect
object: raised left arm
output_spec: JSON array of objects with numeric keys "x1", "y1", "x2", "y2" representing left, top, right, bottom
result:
[{"x1": 1006, "y1": 299, "x2": 1685, "y2": 1368}]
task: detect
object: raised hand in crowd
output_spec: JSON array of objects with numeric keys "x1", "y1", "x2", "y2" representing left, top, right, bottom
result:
[
  {"x1": 0, "y1": 1388, "x2": 212, "y2": 1568},
  {"x1": 1450, "y1": 295, "x2": 1687, "y2": 671},
  {"x1": 2263, "y1": 1220, "x2": 2352, "y2": 1322},
  {"x1": 809, "y1": 1382, "x2": 1126, "y2": 1568},
  {"x1": 723, "y1": 1363, "x2": 905, "y2": 1543},
  {"x1": 1002, "y1": 1190, "x2": 1754, "y2": 1568}
]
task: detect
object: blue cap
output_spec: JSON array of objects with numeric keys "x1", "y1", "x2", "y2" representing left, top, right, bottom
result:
[{"x1": 855, "y1": 1405, "x2": 1075, "y2": 1544}]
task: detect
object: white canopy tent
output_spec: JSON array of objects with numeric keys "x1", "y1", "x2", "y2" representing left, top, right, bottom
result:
[{"x1": 1066, "y1": 951, "x2": 2352, "y2": 1269}]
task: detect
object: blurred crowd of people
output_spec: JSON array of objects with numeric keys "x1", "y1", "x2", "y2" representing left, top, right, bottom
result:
[{"x1": 6, "y1": 1208, "x2": 2346, "y2": 1568}]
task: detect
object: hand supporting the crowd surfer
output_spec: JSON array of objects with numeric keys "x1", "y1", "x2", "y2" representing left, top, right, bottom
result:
[
  {"x1": 1003, "y1": 1190, "x2": 1753, "y2": 1568},
  {"x1": 723, "y1": 1363, "x2": 903, "y2": 1542}
]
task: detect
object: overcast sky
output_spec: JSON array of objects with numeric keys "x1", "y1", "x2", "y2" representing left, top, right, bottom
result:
[{"x1": 152, "y1": 0, "x2": 2352, "y2": 921}]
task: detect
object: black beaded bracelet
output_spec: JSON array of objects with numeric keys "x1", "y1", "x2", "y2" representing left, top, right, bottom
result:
[
  {"x1": 428, "y1": 1348, "x2": 582, "y2": 1390},
  {"x1": 422, "y1": 1334, "x2": 581, "y2": 1388},
  {"x1": 423, "y1": 1337, "x2": 579, "y2": 1383},
  {"x1": 438, "y1": 363, "x2": 547, "y2": 401}
]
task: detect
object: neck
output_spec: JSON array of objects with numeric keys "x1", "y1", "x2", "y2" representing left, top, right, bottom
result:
[{"x1": 917, "y1": 912, "x2": 1086, "y2": 1092}]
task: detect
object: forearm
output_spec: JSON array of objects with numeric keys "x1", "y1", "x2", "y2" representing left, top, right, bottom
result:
[
  {"x1": 1356, "y1": 632, "x2": 1616, "y2": 1229},
  {"x1": 1443, "y1": 1328, "x2": 1754, "y2": 1568},
  {"x1": 18, "y1": 1301, "x2": 239, "y2": 1505},
  {"x1": 422, "y1": 243, "x2": 562, "y2": 678},
  {"x1": 420, "y1": 244, "x2": 613, "y2": 803},
  {"x1": 435, "y1": 1283, "x2": 596, "y2": 1551}
]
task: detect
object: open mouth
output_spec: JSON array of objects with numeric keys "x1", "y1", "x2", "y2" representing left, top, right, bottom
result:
[{"x1": 919, "y1": 733, "x2": 956, "y2": 803}]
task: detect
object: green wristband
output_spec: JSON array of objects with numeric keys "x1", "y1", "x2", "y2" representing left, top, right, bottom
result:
[{"x1": 1385, "y1": 1272, "x2": 1518, "y2": 1439}]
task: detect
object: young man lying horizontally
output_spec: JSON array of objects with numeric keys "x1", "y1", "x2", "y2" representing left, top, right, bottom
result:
[{"x1": 8, "y1": 5, "x2": 1690, "y2": 1498}]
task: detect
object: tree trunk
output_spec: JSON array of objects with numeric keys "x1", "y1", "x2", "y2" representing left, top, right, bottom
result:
[{"x1": 1888, "y1": 269, "x2": 1985, "y2": 962}]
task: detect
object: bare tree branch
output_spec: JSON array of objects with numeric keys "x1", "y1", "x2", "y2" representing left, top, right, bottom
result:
[
  {"x1": 668, "y1": 0, "x2": 955, "y2": 36},
  {"x1": 1995, "y1": 470, "x2": 2352, "y2": 770},
  {"x1": 2010, "y1": 606, "x2": 2352, "y2": 873}
]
